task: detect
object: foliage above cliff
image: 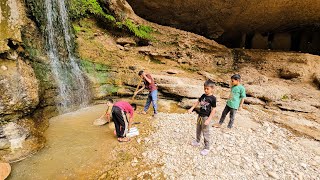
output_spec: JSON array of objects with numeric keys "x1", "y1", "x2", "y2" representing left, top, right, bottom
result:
[
  {"x1": 69, "y1": 0, "x2": 115, "y2": 22},
  {"x1": 69, "y1": 0, "x2": 153, "y2": 40}
]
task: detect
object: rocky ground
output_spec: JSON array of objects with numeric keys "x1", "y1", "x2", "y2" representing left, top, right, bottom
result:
[{"x1": 140, "y1": 111, "x2": 320, "y2": 179}]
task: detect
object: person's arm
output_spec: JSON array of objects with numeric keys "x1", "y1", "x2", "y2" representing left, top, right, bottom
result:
[
  {"x1": 238, "y1": 98, "x2": 245, "y2": 110},
  {"x1": 238, "y1": 87, "x2": 246, "y2": 111},
  {"x1": 104, "y1": 106, "x2": 112, "y2": 122},
  {"x1": 104, "y1": 113, "x2": 110, "y2": 122},
  {"x1": 204, "y1": 107, "x2": 216, "y2": 125},
  {"x1": 134, "y1": 84, "x2": 145, "y2": 96},
  {"x1": 188, "y1": 101, "x2": 199, "y2": 113},
  {"x1": 128, "y1": 117, "x2": 133, "y2": 132},
  {"x1": 143, "y1": 74, "x2": 152, "y2": 84},
  {"x1": 128, "y1": 111, "x2": 134, "y2": 132}
]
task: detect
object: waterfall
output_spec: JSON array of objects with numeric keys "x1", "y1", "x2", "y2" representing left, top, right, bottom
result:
[
  {"x1": 44, "y1": 0, "x2": 90, "y2": 113},
  {"x1": 57, "y1": 0, "x2": 90, "y2": 107}
]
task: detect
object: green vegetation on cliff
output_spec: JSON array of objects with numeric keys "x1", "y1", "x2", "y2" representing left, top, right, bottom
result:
[
  {"x1": 69, "y1": 0, "x2": 115, "y2": 22},
  {"x1": 121, "y1": 20, "x2": 153, "y2": 40},
  {"x1": 69, "y1": 0, "x2": 153, "y2": 40}
]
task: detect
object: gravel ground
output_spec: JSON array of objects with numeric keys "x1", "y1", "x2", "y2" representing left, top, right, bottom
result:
[{"x1": 140, "y1": 113, "x2": 320, "y2": 179}]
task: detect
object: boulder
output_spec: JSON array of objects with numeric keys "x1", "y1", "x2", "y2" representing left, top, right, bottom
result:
[
  {"x1": 279, "y1": 68, "x2": 302, "y2": 79},
  {"x1": 1, "y1": 65, "x2": 8, "y2": 71},
  {"x1": 313, "y1": 73, "x2": 320, "y2": 89},
  {"x1": 276, "y1": 101, "x2": 318, "y2": 113},
  {"x1": 0, "y1": 139, "x2": 10, "y2": 150},
  {"x1": 153, "y1": 75, "x2": 202, "y2": 85},
  {"x1": 116, "y1": 87, "x2": 134, "y2": 96},
  {"x1": 0, "y1": 59, "x2": 39, "y2": 120},
  {"x1": 197, "y1": 71, "x2": 229, "y2": 86},
  {"x1": 0, "y1": 163, "x2": 11, "y2": 180},
  {"x1": 165, "y1": 69, "x2": 184, "y2": 75},
  {"x1": 178, "y1": 98, "x2": 197, "y2": 109},
  {"x1": 246, "y1": 84, "x2": 291, "y2": 102},
  {"x1": 0, "y1": 0, "x2": 22, "y2": 53},
  {"x1": 116, "y1": 37, "x2": 136, "y2": 46},
  {"x1": 244, "y1": 97, "x2": 266, "y2": 106},
  {"x1": 159, "y1": 84, "x2": 203, "y2": 98},
  {"x1": 153, "y1": 75, "x2": 203, "y2": 98},
  {"x1": 1, "y1": 122, "x2": 29, "y2": 150}
]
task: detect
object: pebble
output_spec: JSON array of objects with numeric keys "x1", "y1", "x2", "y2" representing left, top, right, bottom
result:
[
  {"x1": 144, "y1": 138, "x2": 151, "y2": 143},
  {"x1": 230, "y1": 160, "x2": 241, "y2": 166},
  {"x1": 1, "y1": 65, "x2": 8, "y2": 71},
  {"x1": 274, "y1": 158, "x2": 283, "y2": 164},
  {"x1": 267, "y1": 171, "x2": 280, "y2": 179},
  {"x1": 257, "y1": 152, "x2": 264, "y2": 159},
  {"x1": 253, "y1": 162, "x2": 261, "y2": 170},
  {"x1": 300, "y1": 163, "x2": 307, "y2": 169}
]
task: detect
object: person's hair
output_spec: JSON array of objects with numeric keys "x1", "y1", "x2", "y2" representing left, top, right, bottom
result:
[
  {"x1": 131, "y1": 103, "x2": 137, "y2": 110},
  {"x1": 138, "y1": 70, "x2": 144, "y2": 76},
  {"x1": 106, "y1": 99, "x2": 113, "y2": 103},
  {"x1": 231, "y1": 74, "x2": 241, "y2": 80},
  {"x1": 204, "y1": 79, "x2": 215, "y2": 88}
]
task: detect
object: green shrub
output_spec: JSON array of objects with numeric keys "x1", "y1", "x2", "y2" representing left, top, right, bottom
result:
[
  {"x1": 73, "y1": 25, "x2": 81, "y2": 33},
  {"x1": 69, "y1": 0, "x2": 153, "y2": 40},
  {"x1": 123, "y1": 20, "x2": 153, "y2": 40},
  {"x1": 69, "y1": 0, "x2": 115, "y2": 22}
]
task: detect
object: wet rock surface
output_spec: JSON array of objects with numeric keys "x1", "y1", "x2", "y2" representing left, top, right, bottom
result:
[
  {"x1": 0, "y1": 122, "x2": 28, "y2": 150},
  {"x1": 0, "y1": 59, "x2": 39, "y2": 121},
  {"x1": 0, "y1": 0, "x2": 22, "y2": 53},
  {"x1": 142, "y1": 113, "x2": 320, "y2": 179}
]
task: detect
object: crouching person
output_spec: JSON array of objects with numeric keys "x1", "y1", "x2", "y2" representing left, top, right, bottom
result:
[{"x1": 112, "y1": 100, "x2": 137, "y2": 142}]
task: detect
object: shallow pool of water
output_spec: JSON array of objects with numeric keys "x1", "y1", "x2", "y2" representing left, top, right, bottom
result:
[
  {"x1": 8, "y1": 99, "x2": 186, "y2": 179},
  {"x1": 9, "y1": 104, "x2": 117, "y2": 180}
]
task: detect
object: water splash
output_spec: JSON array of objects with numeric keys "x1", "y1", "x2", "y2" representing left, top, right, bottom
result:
[{"x1": 44, "y1": 0, "x2": 90, "y2": 113}]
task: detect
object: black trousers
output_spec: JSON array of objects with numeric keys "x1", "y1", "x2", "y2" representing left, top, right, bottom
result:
[
  {"x1": 219, "y1": 105, "x2": 237, "y2": 128},
  {"x1": 112, "y1": 106, "x2": 128, "y2": 138}
]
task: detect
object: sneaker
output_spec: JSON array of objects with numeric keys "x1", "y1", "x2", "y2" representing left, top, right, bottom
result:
[
  {"x1": 200, "y1": 149, "x2": 210, "y2": 156},
  {"x1": 191, "y1": 140, "x2": 200, "y2": 146},
  {"x1": 213, "y1": 123, "x2": 221, "y2": 128}
]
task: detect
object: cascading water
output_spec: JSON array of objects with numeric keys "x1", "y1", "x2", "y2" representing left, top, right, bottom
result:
[
  {"x1": 44, "y1": 0, "x2": 90, "y2": 113},
  {"x1": 57, "y1": 0, "x2": 90, "y2": 107}
]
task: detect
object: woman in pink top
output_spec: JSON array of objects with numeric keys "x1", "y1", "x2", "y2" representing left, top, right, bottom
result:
[{"x1": 109, "y1": 99, "x2": 137, "y2": 142}]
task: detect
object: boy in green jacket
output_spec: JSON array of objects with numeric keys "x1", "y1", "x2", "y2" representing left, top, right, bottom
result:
[{"x1": 213, "y1": 74, "x2": 246, "y2": 129}]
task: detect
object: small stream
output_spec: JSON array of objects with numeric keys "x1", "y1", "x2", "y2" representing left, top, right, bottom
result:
[{"x1": 9, "y1": 104, "x2": 117, "y2": 180}]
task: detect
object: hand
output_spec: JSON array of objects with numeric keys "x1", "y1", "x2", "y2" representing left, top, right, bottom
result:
[
  {"x1": 106, "y1": 114, "x2": 111, "y2": 122},
  {"x1": 204, "y1": 120, "x2": 210, "y2": 126},
  {"x1": 242, "y1": 105, "x2": 248, "y2": 110},
  {"x1": 238, "y1": 107, "x2": 242, "y2": 111},
  {"x1": 128, "y1": 125, "x2": 131, "y2": 133},
  {"x1": 187, "y1": 109, "x2": 193, "y2": 114}
]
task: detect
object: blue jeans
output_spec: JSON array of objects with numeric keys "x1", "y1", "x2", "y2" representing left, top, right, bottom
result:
[{"x1": 144, "y1": 90, "x2": 158, "y2": 114}]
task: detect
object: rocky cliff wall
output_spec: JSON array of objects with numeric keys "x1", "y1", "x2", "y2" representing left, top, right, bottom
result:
[{"x1": 127, "y1": 0, "x2": 320, "y2": 53}]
